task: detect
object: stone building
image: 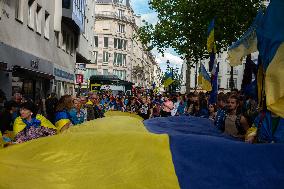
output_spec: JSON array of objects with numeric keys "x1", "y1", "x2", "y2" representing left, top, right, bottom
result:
[
  {"x1": 0, "y1": 0, "x2": 86, "y2": 99},
  {"x1": 84, "y1": 0, "x2": 157, "y2": 88}
]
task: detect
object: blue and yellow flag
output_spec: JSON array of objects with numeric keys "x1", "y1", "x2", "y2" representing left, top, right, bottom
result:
[
  {"x1": 257, "y1": 0, "x2": 284, "y2": 117},
  {"x1": 163, "y1": 72, "x2": 174, "y2": 88},
  {"x1": 1, "y1": 113, "x2": 284, "y2": 188},
  {"x1": 207, "y1": 19, "x2": 216, "y2": 53},
  {"x1": 198, "y1": 64, "x2": 212, "y2": 91}
]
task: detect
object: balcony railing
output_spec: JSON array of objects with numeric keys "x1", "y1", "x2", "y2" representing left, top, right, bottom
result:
[{"x1": 95, "y1": 12, "x2": 135, "y2": 23}]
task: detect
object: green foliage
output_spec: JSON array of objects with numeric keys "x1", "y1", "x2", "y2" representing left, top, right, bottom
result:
[{"x1": 138, "y1": 0, "x2": 263, "y2": 65}]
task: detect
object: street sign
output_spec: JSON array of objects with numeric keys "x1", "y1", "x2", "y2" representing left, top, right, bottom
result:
[{"x1": 76, "y1": 74, "x2": 84, "y2": 84}]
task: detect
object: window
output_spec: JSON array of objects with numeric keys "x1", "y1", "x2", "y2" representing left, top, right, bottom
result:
[
  {"x1": 218, "y1": 78, "x2": 221, "y2": 89},
  {"x1": 124, "y1": 40, "x2": 127, "y2": 50},
  {"x1": 15, "y1": 0, "x2": 24, "y2": 22},
  {"x1": 28, "y1": 0, "x2": 36, "y2": 30},
  {"x1": 35, "y1": 5, "x2": 42, "y2": 34},
  {"x1": 227, "y1": 78, "x2": 237, "y2": 89},
  {"x1": 86, "y1": 68, "x2": 98, "y2": 80},
  {"x1": 114, "y1": 38, "x2": 127, "y2": 50},
  {"x1": 92, "y1": 51, "x2": 98, "y2": 64},
  {"x1": 103, "y1": 69, "x2": 108, "y2": 75},
  {"x1": 113, "y1": 70, "x2": 126, "y2": 80},
  {"x1": 103, "y1": 51, "x2": 109, "y2": 63},
  {"x1": 114, "y1": 53, "x2": 127, "y2": 67},
  {"x1": 118, "y1": 24, "x2": 125, "y2": 33},
  {"x1": 94, "y1": 36, "x2": 98, "y2": 47},
  {"x1": 123, "y1": 54, "x2": 127, "y2": 67},
  {"x1": 62, "y1": 0, "x2": 71, "y2": 9},
  {"x1": 118, "y1": 9, "x2": 125, "y2": 18},
  {"x1": 227, "y1": 67, "x2": 238, "y2": 75},
  {"x1": 104, "y1": 37, "x2": 108, "y2": 48},
  {"x1": 55, "y1": 31, "x2": 60, "y2": 47}
]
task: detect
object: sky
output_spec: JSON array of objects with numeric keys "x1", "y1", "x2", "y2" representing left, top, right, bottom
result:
[{"x1": 131, "y1": 0, "x2": 183, "y2": 72}]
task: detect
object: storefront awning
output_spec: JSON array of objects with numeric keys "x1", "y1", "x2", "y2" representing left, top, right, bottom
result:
[{"x1": 13, "y1": 66, "x2": 55, "y2": 80}]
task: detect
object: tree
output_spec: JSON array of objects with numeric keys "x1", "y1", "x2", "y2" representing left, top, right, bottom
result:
[{"x1": 138, "y1": 0, "x2": 263, "y2": 92}]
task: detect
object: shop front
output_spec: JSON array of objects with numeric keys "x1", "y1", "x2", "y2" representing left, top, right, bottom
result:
[
  {"x1": 0, "y1": 43, "x2": 54, "y2": 101},
  {"x1": 53, "y1": 64, "x2": 75, "y2": 97}
]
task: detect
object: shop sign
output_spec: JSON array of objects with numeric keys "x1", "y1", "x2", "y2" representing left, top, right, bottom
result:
[
  {"x1": 54, "y1": 68, "x2": 75, "y2": 81},
  {"x1": 76, "y1": 74, "x2": 84, "y2": 84},
  {"x1": 76, "y1": 63, "x2": 86, "y2": 71}
]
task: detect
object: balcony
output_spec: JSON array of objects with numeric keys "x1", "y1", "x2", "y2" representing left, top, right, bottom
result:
[{"x1": 95, "y1": 11, "x2": 135, "y2": 24}]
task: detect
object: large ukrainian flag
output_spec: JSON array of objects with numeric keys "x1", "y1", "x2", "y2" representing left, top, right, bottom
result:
[
  {"x1": 1, "y1": 112, "x2": 284, "y2": 189},
  {"x1": 198, "y1": 63, "x2": 212, "y2": 91}
]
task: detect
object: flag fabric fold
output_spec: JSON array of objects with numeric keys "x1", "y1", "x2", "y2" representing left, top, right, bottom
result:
[
  {"x1": 163, "y1": 72, "x2": 174, "y2": 88},
  {"x1": 257, "y1": 0, "x2": 284, "y2": 117},
  {"x1": 207, "y1": 19, "x2": 216, "y2": 53},
  {"x1": 198, "y1": 64, "x2": 212, "y2": 92},
  {"x1": 227, "y1": 11, "x2": 263, "y2": 67}
]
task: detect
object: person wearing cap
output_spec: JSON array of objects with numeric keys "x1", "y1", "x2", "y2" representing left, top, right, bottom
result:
[{"x1": 13, "y1": 101, "x2": 57, "y2": 143}]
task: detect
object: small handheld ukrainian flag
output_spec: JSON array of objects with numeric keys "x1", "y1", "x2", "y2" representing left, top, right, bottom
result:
[
  {"x1": 207, "y1": 19, "x2": 216, "y2": 53},
  {"x1": 163, "y1": 72, "x2": 174, "y2": 88},
  {"x1": 198, "y1": 64, "x2": 212, "y2": 92}
]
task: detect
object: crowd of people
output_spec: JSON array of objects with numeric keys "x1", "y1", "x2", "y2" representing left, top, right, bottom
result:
[{"x1": 0, "y1": 88, "x2": 283, "y2": 147}]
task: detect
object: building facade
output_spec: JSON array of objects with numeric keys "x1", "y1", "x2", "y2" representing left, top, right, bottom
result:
[
  {"x1": 83, "y1": 0, "x2": 157, "y2": 88},
  {"x1": 0, "y1": 0, "x2": 86, "y2": 100},
  {"x1": 75, "y1": 0, "x2": 96, "y2": 90}
]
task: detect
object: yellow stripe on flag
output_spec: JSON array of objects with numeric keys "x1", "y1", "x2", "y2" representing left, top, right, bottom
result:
[
  {"x1": 265, "y1": 42, "x2": 284, "y2": 117},
  {"x1": 0, "y1": 113, "x2": 180, "y2": 189}
]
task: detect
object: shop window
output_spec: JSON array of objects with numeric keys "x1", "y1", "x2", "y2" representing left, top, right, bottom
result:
[
  {"x1": 15, "y1": 0, "x2": 24, "y2": 23},
  {"x1": 35, "y1": 4, "x2": 42, "y2": 34},
  {"x1": 28, "y1": 0, "x2": 36, "y2": 30},
  {"x1": 44, "y1": 11, "x2": 50, "y2": 39}
]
